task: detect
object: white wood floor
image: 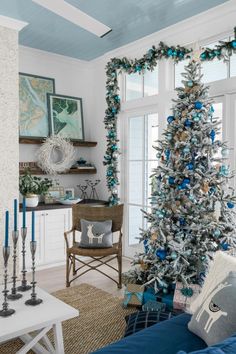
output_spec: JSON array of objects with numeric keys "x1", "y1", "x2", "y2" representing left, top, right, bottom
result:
[{"x1": 34, "y1": 257, "x2": 132, "y2": 297}]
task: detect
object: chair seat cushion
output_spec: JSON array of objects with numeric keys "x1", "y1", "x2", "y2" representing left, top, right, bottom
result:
[
  {"x1": 92, "y1": 314, "x2": 206, "y2": 354},
  {"x1": 69, "y1": 242, "x2": 119, "y2": 256}
]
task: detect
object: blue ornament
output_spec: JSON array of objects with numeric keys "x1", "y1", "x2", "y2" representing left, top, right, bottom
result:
[
  {"x1": 184, "y1": 119, "x2": 192, "y2": 127},
  {"x1": 178, "y1": 51, "x2": 184, "y2": 58},
  {"x1": 192, "y1": 112, "x2": 198, "y2": 118},
  {"x1": 195, "y1": 101, "x2": 203, "y2": 110},
  {"x1": 167, "y1": 115, "x2": 175, "y2": 124},
  {"x1": 220, "y1": 165, "x2": 229, "y2": 176},
  {"x1": 208, "y1": 52, "x2": 215, "y2": 58},
  {"x1": 187, "y1": 81, "x2": 193, "y2": 87},
  {"x1": 114, "y1": 95, "x2": 120, "y2": 102},
  {"x1": 214, "y1": 50, "x2": 221, "y2": 56},
  {"x1": 169, "y1": 176, "x2": 175, "y2": 185},
  {"x1": 221, "y1": 148, "x2": 229, "y2": 157},
  {"x1": 209, "y1": 186, "x2": 216, "y2": 194},
  {"x1": 197, "y1": 113, "x2": 203, "y2": 118},
  {"x1": 144, "y1": 245, "x2": 149, "y2": 254},
  {"x1": 227, "y1": 202, "x2": 234, "y2": 209},
  {"x1": 107, "y1": 170, "x2": 113, "y2": 177},
  {"x1": 193, "y1": 116, "x2": 200, "y2": 122},
  {"x1": 183, "y1": 146, "x2": 190, "y2": 154},
  {"x1": 112, "y1": 107, "x2": 117, "y2": 114},
  {"x1": 179, "y1": 218, "x2": 185, "y2": 226},
  {"x1": 143, "y1": 239, "x2": 148, "y2": 246},
  {"x1": 171, "y1": 251, "x2": 178, "y2": 260},
  {"x1": 167, "y1": 48, "x2": 173, "y2": 56},
  {"x1": 231, "y1": 40, "x2": 236, "y2": 49},
  {"x1": 166, "y1": 133, "x2": 172, "y2": 141},
  {"x1": 156, "y1": 249, "x2": 167, "y2": 260},
  {"x1": 221, "y1": 243, "x2": 229, "y2": 251},
  {"x1": 213, "y1": 229, "x2": 221, "y2": 237},
  {"x1": 111, "y1": 144, "x2": 118, "y2": 151},
  {"x1": 191, "y1": 137, "x2": 198, "y2": 144},
  {"x1": 200, "y1": 52, "x2": 207, "y2": 60},
  {"x1": 183, "y1": 178, "x2": 190, "y2": 185},
  {"x1": 108, "y1": 131, "x2": 116, "y2": 138},
  {"x1": 186, "y1": 163, "x2": 193, "y2": 170},
  {"x1": 135, "y1": 64, "x2": 142, "y2": 72},
  {"x1": 104, "y1": 155, "x2": 111, "y2": 161},
  {"x1": 210, "y1": 105, "x2": 215, "y2": 113},
  {"x1": 172, "y1": 50, "x2": 177, "y2": 57},
  {"x1": 157, "y1": 211, "x2": 165, "y2": 219},
  {"x1": 210, "y1": 129, "x2": 215, "y2": 143},
  {"x1": 165, "y1": 149, "x2": 170, "y2": 160},
  {"x1": 162, "y1": 288, "x2": 168, "y2": 294}
]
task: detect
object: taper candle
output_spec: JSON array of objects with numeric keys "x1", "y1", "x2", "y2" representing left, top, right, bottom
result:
[
  {"x1": 5, "y1": 211, "x2": 9, "y2": 247},
  {"x1": 32, "y1": 211, "x2": 35, "y2": 242},
  {"x1": 22, "y1": 198, "x2": 26, "y2": 228},
  {"x1": 14, "y1": 199, "x2": 17, "y2": 232}
]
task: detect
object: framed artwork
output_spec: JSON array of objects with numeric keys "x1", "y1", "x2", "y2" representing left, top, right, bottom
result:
[
  {"x1": 64, "y1": 188, "x2": 75, "y2": 199},
  {"x1": 19, "y1": 73, "x2": 55, "y2": 139},
  {"x1": 45, "y1": 186, "x2": 64, "y2": 204},
  {"x1": 47, "y1": 93, "x2": 84, "y2": 141}
]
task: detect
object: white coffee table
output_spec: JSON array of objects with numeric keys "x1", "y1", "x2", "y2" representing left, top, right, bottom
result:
[{"x1": 0, "y1": 286, "x2": 79, "y2": 354}]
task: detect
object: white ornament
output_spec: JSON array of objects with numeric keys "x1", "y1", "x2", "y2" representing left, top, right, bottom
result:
[{"x1": 37, "y1": 136, "x2": 75, "y2": 175}]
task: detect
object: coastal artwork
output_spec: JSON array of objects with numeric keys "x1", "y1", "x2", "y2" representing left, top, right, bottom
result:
[
  {"x1": 47, "y1": 94, "x2": 84, "y2": 141},
  {"x1": 19, "y1": 73, "x2": 55, "y2": 138}
]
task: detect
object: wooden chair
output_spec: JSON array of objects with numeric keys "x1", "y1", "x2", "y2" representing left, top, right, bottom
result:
[{"x1": 64, "y1": 203, "x2": 124, "y2": 289}]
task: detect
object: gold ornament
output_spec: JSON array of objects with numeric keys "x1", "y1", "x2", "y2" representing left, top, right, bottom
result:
[
  {"x1": 151, "y1": 232, "x2": 158, "y2": 241},
  {"x1": 180, "y1": 131, "x2": 189, "y2": 141},
  {"x1": 201, "y1": 182, "x2": 209, "y2": 193},
  {"x1": 140, "y1": 260, "x2": 148, "y2": 271}
]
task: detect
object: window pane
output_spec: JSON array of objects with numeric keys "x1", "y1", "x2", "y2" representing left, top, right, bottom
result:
[
  {"x1": 129, "y1": 161, "x2": 143, "y2": 204},
  {"x1": 201, "y1": 41, "x2": 228, "y2": 83},
  {"x1": 174, "y1": 59, "x2": 189, "y2": 88},
  {"x1": 128, "y1": 205, "x2": 142, "y2": 245},
  {"x1": 230, "y1": 53, "x2": 236, "y2": 77},
  {"x1": 147, "y1": 113, "x2": 158, "y2": 160},
  {"x1": 126, "y1": 73, "x2": 142, "y2": 101},
  {"x1": 129, "y1": 116, "x2": 143, "y2": 160},
  {"x1": 144, "y1": 67, "x2": 158, "y2": 96}
]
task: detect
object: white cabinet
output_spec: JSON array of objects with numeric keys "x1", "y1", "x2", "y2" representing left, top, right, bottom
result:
[{"x1": 19, "y1": 208, "x2": 72, "y2": 270}]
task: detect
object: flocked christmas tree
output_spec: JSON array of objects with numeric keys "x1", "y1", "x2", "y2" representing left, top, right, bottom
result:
[{"x1": 124, "y1": 60, "x2": 236, "y2": 293}]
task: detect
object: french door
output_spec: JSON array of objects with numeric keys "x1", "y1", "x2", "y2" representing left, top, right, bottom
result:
[{"x1": 123, "y1": 111, "x2": 158, "y2": 258}]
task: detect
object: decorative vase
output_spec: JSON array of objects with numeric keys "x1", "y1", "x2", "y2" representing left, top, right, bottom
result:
[{"x1": 25, "y1": 194, "x2": 39, "y2": 208}]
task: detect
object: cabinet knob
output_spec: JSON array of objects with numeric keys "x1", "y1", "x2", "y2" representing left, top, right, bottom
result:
[
  {"x1": 41, "y1": 213, "x2": 44, "y2": 216},
  {"x1": 46, "y1": 213, "x2": 49, "y2": 216}
]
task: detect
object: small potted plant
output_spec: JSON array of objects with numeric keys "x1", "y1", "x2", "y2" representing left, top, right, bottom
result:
[{"x1": 19, "y1": 170, "x2": 53, "y2": 207}]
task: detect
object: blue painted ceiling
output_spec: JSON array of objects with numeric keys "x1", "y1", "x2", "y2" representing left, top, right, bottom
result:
[{"x1": 0, "y1": 0, "x2": 229, "y2": 61}]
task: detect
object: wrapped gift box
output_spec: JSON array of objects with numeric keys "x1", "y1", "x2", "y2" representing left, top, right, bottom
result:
[
  {"x1": 156, "y1": 292, "x2": 174, "y2": 310},
  {"x1": 123, "y1": 283, "x2": 144, "y2": 307},
  {"x1": 173, "y1": 282, "x2": 201, "y2": 311},
  {"x1": 143, "y1": 287, "x2": 157, "y2": 304}
]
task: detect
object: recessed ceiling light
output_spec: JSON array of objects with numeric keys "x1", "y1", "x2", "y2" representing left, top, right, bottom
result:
[{"x1": 32, "y1": 0, "x2": 112, "y2": 38}]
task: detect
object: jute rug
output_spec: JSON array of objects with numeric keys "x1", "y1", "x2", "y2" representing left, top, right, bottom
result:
[{"x1": 0, "y1": 284, "x2": 136, "y2": 354}]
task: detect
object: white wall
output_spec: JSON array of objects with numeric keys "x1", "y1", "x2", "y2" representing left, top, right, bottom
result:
[
  {"x1": 19, "y1": 47, "x2": 101, "y2": 197},
  {"x1": 0, "y1": 25, "x2": 19, "y2": 275}
]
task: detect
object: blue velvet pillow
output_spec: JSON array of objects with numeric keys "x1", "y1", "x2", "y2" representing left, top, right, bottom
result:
[{"x1": 176, "y1": 333, "x2": 236, "y2": 354}]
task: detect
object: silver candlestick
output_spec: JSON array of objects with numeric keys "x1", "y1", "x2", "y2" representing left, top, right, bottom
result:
[
  {"x1": 7, "y1": 230, "x2": 22, "y2": 300},
  {"x1": 0, "y1": 246, "x2": 15, "y2": 317},
  {"x1": 17, "y1": 227, "x2": 31, "y2": 292},
  {"x1": 25, "y1": 241, "x2": 42, "y2": 306}
]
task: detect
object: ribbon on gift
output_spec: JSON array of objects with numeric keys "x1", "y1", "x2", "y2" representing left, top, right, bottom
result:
[{"x1": 123, "y1": 290, "x2": 143, "y2": 307}]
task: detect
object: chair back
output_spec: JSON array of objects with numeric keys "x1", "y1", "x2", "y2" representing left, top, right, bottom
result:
[{"x1": 72, "y1": 204, "x2": 124, "y2": 233}]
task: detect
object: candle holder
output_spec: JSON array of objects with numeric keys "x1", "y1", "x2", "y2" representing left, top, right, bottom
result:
[
  {"x1": 0, "y1": 246, "x2": 15, "y2": 317},
  {"x1": 25, "y1": 241, "x2": 42, "y2": 306},
  {"x1": 17, "y1": 227, "x2": 31, "y2": 292},
  {"x1": 7, "y1": 230, "x2": 22, "y2": 300}
]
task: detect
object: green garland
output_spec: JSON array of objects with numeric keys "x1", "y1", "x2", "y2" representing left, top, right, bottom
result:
[
  {"x1": 104, "y1": 42, "x2": 192, "y2": 205},
  {"x1": 200, "y1": 27, "x2": 236, "y2": 61},
  {"x1": 104, "y1": 27, "x2": 236, "y2": 206}
]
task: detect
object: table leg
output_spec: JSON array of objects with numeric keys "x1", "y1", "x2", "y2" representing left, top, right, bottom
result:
[
  {"x1": 53, "y1": 322, "x2": 65, "y2": 354},
  {"x1": 19, "y1": 326, "x2": 52, "y2": 354}
]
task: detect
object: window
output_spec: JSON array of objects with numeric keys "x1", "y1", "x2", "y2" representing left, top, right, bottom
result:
[
  {"x1": 174, "y1": 37, "x2": 236, "y2": 87},
  {"x1": 127, "y1": 113, "x2": 158, "y2": 245},
  {"x1": 125, "y1": 67, "x2": 158, "y2": 101}
]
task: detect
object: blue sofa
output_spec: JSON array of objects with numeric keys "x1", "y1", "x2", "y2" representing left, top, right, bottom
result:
[{"x1": 93, "y1": 314, "x2": 236, "y2": 354}]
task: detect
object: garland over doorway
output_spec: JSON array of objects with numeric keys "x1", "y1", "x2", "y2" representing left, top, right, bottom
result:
[{"x1": 104, "y1": 29, "x2": 236, "y2": 205}]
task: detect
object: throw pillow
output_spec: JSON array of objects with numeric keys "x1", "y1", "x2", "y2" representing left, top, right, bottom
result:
[
  {"x1": 188, "y1": 271, "x2": 236, "y2": 346},
  {"x1": 189, "y1": 251, "x2": 236, "y2": 314},
  {"x1": 124, "y1": 310, "x2": 178, "y2": 337},
  {"x1": 80, "y1": 219, "x2": 113, "y2": 248}
]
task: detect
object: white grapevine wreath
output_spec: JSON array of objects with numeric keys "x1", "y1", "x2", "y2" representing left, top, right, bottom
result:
[{"x1": 37, "y1": 136, "x2": 75, "y2": 175}]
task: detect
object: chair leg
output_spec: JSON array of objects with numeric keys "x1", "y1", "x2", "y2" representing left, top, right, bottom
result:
[
  {"x1": 117, "y1": 253, "x2": 122, "y2": 289},
  {"x1": 72, "y1": 255, "x2": 76, "y2": 275},
  {"x1": 66, "y1": 253, "x2": 70, "y2": 287}
]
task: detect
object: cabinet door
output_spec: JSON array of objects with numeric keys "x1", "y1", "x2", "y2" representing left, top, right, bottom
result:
[
  {"x1": 44, "y1": 209, "x2": 70, "y2": 265},
  {"x1": 19, "y1": 211, "x2": 44, "y2": 270}
]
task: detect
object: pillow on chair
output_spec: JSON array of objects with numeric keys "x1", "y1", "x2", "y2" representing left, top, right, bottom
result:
[
  {"x1": 80, "y1": 219, "x2": 113, "y2": 248},
  {"x1": 188, "y1": 252, "x2": 236, "y2": 346}
]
